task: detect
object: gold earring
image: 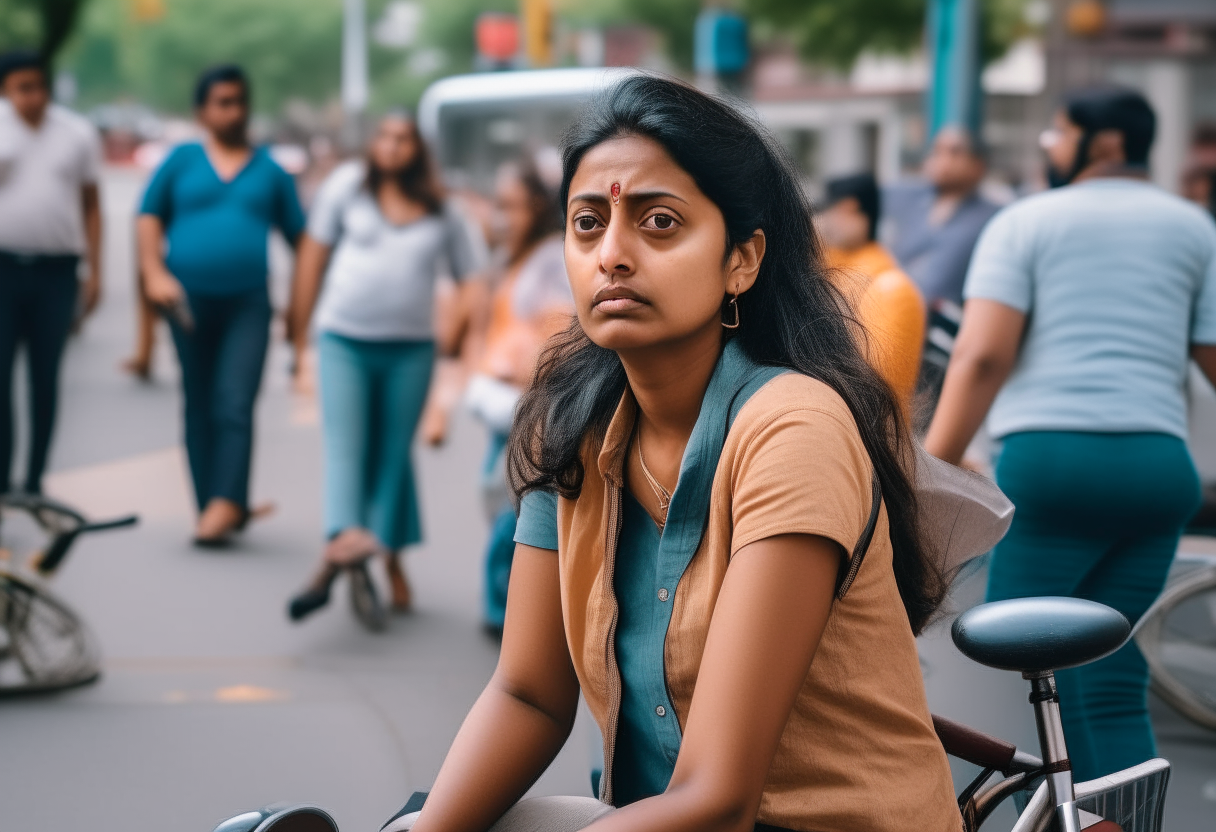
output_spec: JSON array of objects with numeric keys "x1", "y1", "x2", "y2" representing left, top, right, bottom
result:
[{"x1": 722, "y1": 293, "x2": 740, "y2": 329}]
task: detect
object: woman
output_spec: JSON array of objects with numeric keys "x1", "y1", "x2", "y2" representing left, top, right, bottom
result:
[
  {"x1": 387, "y1": 76, "x2": 959, "y2": 832},
  {"x1": 465, "y1": 156, "x2": 572, "y2": 634},
  {"x1": 924, "y1": 87, "x2": 1216, "y2": 781},
  {"x1": 286, "y1": 113, "x2": 487, "y2": 620}
]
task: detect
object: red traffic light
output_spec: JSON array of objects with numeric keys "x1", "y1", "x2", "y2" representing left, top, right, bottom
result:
[{"x1": 476, "y1": 13, "x2": 520, "y2": 63}]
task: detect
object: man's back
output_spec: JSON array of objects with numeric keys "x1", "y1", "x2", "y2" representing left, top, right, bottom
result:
[{"x1": 964, "y1": 178, "x2": 1216, "y2": 440}]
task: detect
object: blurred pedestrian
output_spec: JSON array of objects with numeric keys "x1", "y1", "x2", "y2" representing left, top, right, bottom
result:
[
  {"x1": 885, "y1": 126, "x2": 999, "y2": 307},
  {"x1": 819, "y1": 173, "x2": 925, "y2": 410},
  {"x1": 1181, "y1": 163, "x2": 1216, "y2": 221},
  {"x1": 464, "y1": 156, "x2": 571, "y2": 635},
  {"x1": 0, "y1": 50, "x2": 103, "y2": 496},
  {"x1": 285, "y1": 113, "x2": 487, "y2": 621},
  {"x1": 137, "y1": 65, "x2": 305, "y2": 546},
  {"x1": 924, "y1": 86, "x2": 1216, "y2": 780}
]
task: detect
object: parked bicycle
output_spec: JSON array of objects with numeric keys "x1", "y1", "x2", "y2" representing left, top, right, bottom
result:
[
  {"x1": 1133, "y1": 485, "x2": 1216, "y2": 731},
  {"x1": 0, "y1": 493, "x2": 137, "y2": 694}
]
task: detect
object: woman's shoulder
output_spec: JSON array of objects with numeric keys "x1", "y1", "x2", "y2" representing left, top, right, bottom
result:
[
  {"x1": 732, "y1": 372, "x2": 858, "y2": 439},
  {"x1": 321, "y1": 160, "x2": 368, "y2": 194}
]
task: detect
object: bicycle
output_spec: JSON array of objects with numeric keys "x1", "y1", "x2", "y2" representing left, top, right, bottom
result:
[
  {"x1": 0, "y1": 492, "x2": 137, "y2": 695},
  {"x1": 943, "y1": 596, "x2": 1167, "y2": 832}
]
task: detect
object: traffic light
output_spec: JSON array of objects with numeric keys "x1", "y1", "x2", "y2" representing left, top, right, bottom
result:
[
  {"x1": 131, "y1": 0, "x2": 165, "y2": 22},
  {"x1": 521, "y1": 0, "x2": 551, "y2": 67}
]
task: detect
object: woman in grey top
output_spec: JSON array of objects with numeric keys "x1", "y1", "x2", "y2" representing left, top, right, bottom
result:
[{"x1": 286, "y1": 113, "x2": 487, "y2": 621}]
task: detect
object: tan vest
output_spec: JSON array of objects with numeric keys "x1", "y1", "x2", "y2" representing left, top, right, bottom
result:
[{"x1": 553, "y1": 361, "x2": 960, "y2": 831}]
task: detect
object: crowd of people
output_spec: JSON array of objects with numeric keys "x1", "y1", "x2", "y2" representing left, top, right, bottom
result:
[{"x1": 3, "y1": 46, "x2": 1216, "y2": 832}]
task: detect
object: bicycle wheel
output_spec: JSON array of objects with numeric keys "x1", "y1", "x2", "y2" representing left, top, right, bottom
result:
[
  {"x1": 348, "y1": 562, "x2": 386, "y2": 633},
  {"x1": 1135, "y1": 565, "x2": 1216, "y2": 730},
  {"x1": 0, "y1": 571, "x2": 100, "y2": 693}
]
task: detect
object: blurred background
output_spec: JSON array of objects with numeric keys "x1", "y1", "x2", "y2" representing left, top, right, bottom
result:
[
  {"x1": 2, "y1": 0, "x2": 1213, "y2": 197},
  {"x1": 0, "y1": 2, "x2": 1213, "y2": 832}
]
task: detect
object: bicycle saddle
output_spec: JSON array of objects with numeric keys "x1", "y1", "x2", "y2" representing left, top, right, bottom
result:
[{"x1": 952, "y1": 597, "x2": 1130, "y2": 674}]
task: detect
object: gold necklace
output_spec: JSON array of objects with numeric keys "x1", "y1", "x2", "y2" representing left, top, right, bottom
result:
[{"x1": 636, "y1": 423, "x2": 671, "y2": 529}]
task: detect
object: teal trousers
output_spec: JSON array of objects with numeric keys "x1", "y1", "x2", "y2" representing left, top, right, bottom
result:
[
  {"x1": 317, "y1": 332, "x2": 434, "y2": 549},
  {"x1": 986, "y1": 431, "x2": 1201, "y2": 781}
]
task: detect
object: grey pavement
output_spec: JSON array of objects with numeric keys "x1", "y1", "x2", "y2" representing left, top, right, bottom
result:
[{"x1": 0, "y1": 168, "x2": 1213, "y2": 831}]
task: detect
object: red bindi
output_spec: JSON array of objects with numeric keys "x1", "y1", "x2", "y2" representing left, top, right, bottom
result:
[{"x1": 611, "y1": 182, "x2": 621, "y2": 204}]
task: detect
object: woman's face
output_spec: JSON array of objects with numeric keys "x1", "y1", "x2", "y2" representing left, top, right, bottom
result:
[
  {"x1": 495, "y1": 169, "x2": 538, "y2": 259},
  {"x1": 565, "y1": 135, "x2": 763, "y2": 353},
  {"x1": 369, "y1": 117, "x2": 418, "y2": 174}
]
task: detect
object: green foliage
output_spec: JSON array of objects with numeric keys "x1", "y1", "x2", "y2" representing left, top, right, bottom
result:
[
  {"x1": 617, "y1": 0, "x2": 700, "y2": 70},
  {"x1": 745, "y1": 0, "x2": 1030, "y2": 69},
  {"x1": 58, "y1": 0, "x2": 525, "y2": 114},
  {"x1": 62, "y1": 0, "x2": 345, "y2": 112},
  {"x1": 0, "y1": 0, "x2": 87, "y2": 58}
]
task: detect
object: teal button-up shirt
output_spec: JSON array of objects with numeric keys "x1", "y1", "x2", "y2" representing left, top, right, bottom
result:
[{"x1": 515, "y1": 341, "x2": 789, "y2": 804}]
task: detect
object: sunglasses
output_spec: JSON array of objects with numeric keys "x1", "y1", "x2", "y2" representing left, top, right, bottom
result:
[{"x1": 212, "y1": 805, "x2": 338, "y2": 832}]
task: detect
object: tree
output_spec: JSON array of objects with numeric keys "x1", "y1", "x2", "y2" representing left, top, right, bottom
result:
[
  {"x1": 745, "y1": 0, "x2": 1031, "y2": 69},
  {"x1": 0, "y1": 0, "x2": 89, "y2": 59}
]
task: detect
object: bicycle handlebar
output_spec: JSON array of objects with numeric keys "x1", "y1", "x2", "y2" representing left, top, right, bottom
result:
[
  {"x1": 79, "y1": 515, "x2": 139, "y2": 534},
  {"x1": 36, "y1": 514, "x2": 140, "y2": 575}
]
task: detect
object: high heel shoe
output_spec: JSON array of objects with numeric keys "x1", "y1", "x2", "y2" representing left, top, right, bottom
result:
[{"x1": 287, "y1": 564, "x2": 339, "y2": 622}]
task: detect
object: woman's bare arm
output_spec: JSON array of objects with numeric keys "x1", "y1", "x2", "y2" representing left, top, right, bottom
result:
[
  {"x1": 583, "y1": 532, "x2": 841, "y2": 832},
  {"x1": 286, "y1": 233, "x2": 332, "y2": 358},
  {"x1": 410, "y1": 543, "x2": 582, "y2": 832},
  {"x1": 923, "y1": 298, "x2": 1026, "y2": 465}
]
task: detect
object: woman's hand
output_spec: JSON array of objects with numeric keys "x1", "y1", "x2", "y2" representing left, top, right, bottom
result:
[{"x1": 584, "y1": 533, "x2": 841, "y2": 832}]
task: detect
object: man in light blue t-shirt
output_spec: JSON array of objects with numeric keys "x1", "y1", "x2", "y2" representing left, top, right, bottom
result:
[{"x1": 925, "y1": 86, "x2": 1216, "y2": 783}]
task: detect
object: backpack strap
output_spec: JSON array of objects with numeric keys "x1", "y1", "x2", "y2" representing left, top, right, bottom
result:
[{"x1": 725, "y1": 366, "x2": 883, "y2": 601}]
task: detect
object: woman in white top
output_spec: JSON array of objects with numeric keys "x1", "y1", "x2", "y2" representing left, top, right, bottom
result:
[{"x1": 286, "y1": 113, "x2": 487, "y2": 621}]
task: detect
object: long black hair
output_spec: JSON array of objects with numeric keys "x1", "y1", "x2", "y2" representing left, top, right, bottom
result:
[
  {"x1": 507, "y1": 75, "x2": 944, "y2": 634},
  {"x1": 366, "y1": 113, "x2": 444, "y2": 215}
]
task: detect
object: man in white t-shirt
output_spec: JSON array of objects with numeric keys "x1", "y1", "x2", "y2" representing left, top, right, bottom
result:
[{"x1": 0, "y1": 50, "x2": 103, "y2": 495}]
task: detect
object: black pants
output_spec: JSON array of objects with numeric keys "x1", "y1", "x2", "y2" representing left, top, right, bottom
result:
[
  {"x1": 166, "y1": 288, "x2": 271, "y2": 512},
  {"x1": 0, "y1": 252, "x2": 79, "y2": 494}
]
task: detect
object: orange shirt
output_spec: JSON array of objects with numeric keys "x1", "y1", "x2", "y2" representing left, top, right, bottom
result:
[{"x1": 826, "y1": 242, "x2": 926, "y2": 409}]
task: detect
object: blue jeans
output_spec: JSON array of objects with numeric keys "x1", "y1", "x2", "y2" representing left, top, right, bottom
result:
[
  {"x1": 0, "y1": 253, "x2": 78, "y2": 494},
  {"x1": 317, "y1": 332, "x2": 434, "y2": 548},
  {"x1": 482, "y1": 431, "x2": 516, "y2": 628},
  {"x1": 986, "y1": 431, "x2": 1201, "y2": 780},
  {"x1": 167, "y1": 289, "x2": 271, "y2": 512}
]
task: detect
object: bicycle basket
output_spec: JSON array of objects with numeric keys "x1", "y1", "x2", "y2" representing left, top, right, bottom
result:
[{"x1": 1010, "y1": 758, "x2": 1169, "y2": 832}]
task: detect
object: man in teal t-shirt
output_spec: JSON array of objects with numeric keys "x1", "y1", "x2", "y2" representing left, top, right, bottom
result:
[{"x1": 137, "y1": 64, "x2": 304, "y2": 546}]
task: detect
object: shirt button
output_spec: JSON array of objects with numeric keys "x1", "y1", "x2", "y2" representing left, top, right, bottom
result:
[
  {"x1": 655, "y1": 705, "x2": 667, "y2": 717},
  {"x1": 657, "y1": 588, "x2": 669, "y2": 602}
]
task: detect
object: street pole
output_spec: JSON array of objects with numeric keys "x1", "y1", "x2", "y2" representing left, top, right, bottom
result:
[
  {"x1": 342, "y1": 0, "x2": 369, "y2": 150},
  {"x1": 924, "y1": 0, "x2": 982, "y2": 142}
]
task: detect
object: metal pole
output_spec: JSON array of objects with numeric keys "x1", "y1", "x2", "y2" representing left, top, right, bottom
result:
[
  {"x1": 924, "y1": 0, "x2": 982, "y2": 141},
  {"x1": 341, "y1": 0, "x2": 369, "y2": 150}
]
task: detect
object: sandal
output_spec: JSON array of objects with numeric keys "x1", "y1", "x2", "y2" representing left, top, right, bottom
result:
[
  {"x1": 194, "y1": 501, "x2": 275, "y2": 548},
  {"x1": 385, "y1": 555, "x2": 412, "y2": 612}
]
